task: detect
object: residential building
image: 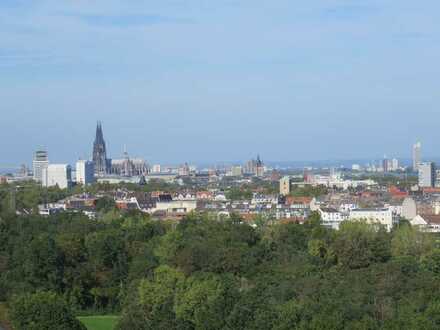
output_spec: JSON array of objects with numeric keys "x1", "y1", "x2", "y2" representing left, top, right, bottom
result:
[
  {"x1": 42, "y1": 164, "x2": 72, "y2": 189},
  {"x1": 319, "y1": 207, "x2": 346, "y2": 230},
  {"x1": 150, "y1": 194, "x2": 197, "y2": 215},
  {"x1": 76, "y1": 160, "x2": 95, "y2": 185},
  {"x1": 33, "y1": 149, "x2": 49, "y2": 182},
  {"x1": 349, "y1": 208, "x2": 395, "y2": 231},
  {"x1": 402, "y1": 197, "x2": 417, "y2": 220},
  {"x1": 410, "y1": 214, "x2": 440, "y2": 233},
  {"x1": 418, "y1": 162, "x2": 436, "y2": 188}
]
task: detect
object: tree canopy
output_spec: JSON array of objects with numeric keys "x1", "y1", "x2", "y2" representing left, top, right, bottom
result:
[{"x1": 1, "y1": 190, "x2": 440, "y2": 329}]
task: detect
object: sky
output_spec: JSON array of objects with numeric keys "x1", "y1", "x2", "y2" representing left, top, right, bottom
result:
[{"x1": 1, "y1": 0, "x2": 440, "y2": 166}]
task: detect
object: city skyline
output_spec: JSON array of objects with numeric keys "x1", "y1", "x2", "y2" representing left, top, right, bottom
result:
[
  {"x1": 1, "y1": 121, "x2": 437, "y2": 168},
  {"x1": 2, "y1": 1, "x2": 440, "y2": 164}
]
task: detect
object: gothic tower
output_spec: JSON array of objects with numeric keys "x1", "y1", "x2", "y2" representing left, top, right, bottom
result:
[{"x1": 92, "y1": 122, "x2": 108, "y2": 176}]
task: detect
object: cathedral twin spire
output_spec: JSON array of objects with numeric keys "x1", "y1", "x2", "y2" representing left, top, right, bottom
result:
[{"x1": 93, "y1": 121, "x2": 108, "y2": 176}]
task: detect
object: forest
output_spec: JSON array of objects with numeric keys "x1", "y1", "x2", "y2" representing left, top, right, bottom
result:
[{"x1": 1, "y1": 192, "x2": 440, "y2": 329}]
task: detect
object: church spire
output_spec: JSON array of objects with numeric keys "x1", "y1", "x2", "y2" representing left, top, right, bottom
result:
[
  {"x1": 95, "y1": 121, "x2": 104, "y2": 144},
  {"x1": 93, "y1": 121, "x2": 108, "y2": 176}
]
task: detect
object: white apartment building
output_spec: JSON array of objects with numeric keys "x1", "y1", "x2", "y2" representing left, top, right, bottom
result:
[
  {"x1": 349, "y1": 208, "x2": 396, "y2": 232},
  {"x1": 152, "y1": 199, "x2": 197, "y2": 214},
  {"x1": 410, "y1": 215, "x2": 440, "y2": 233},
  {"x1": 339, "y1": 203, "x2": 359, "y2": 214},
  {"x1": 42, "y1": 164, "x2": 72, "y2": 189},
  {"x1": 251, "y1": 194, "x2": 278, "y2": 205},
  {"x1": 402, "y1": 197, "x2": 417, "y2": 220},
  {"x1": 76, "y1": 160, "x2": 95, "y2": 185},
  {"x1": 319, "y1": 207, "x2": 346, "y2": 230}
]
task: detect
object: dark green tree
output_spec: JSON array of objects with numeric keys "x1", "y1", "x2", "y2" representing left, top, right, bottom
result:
[{"x1": 9, "y1": 291, "x2": 86, "y2": 330}]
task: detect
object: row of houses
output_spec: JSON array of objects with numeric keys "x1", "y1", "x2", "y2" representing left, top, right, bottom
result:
[
  {"x1": 318, "y1": 195, "x2": 440, "y2": 233},
  {"x1": 318, "y1": 207, "x2": 397, "y2": 231},
  {"x1": 37, "y1": 183, "x2": 440, "y2": 233}
]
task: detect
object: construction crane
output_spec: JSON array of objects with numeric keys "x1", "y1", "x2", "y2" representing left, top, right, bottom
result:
[
  {"x1": 2, "y1": 183, "x2": 43, "y2": 215},
  {"x1": 0, "y1": 162, "x2": 31, "y2": 217}
]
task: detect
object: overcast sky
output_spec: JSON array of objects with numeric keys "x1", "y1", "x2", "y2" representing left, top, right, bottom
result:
[{"x1": 1, "y1": 0, "x2": 440, "y2": 165}]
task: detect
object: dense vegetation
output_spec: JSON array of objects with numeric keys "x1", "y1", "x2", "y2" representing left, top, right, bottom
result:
[
  {"x1": 1, "y1": 183, "x2": 440, "y2": 329},
  {"x1": 9, "y1": 291, "x2": 86, "y2": 330}
]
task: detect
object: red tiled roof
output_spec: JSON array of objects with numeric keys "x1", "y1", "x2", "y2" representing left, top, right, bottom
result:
[
  {"x1": 286, "y1": 196, "x2": 312, "y2": 205},
  {"x1": 423, "y1": 188, "x2": 440, "y2": 194},
  {"x1": 420, "y1": 214, "x2": 440, "y2": 225}
]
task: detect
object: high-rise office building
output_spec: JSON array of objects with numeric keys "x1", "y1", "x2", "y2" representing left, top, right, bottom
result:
[
  {"x1": 413, "y1": 142, "x2": 422, "y2": 171},
  {"x1": 418, "y1": 162, "x2": 436, "y2": 188},
  {"x1": 93, "y1": 122, "x2": 109, "y2": 176},
  {"x1": 33, "y1": 149, "x2": 49, "y2": 182},
  {"x1": 382, "y1": 157, "x2": 389, "y2": 173},
  {"x1": 42, "y1": 164, "x2": 72, "y2": 189},
  {"x1": 76, "y1": 160, "x2": 95, "y2": 185}
]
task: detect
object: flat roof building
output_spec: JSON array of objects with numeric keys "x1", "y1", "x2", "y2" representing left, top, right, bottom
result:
[
  {"x1": 42, "y1": 164, "x2": 72, "y2": 189},
  {"x1": 76, "y1": 160, "x2": 95, "y2": 185},
  {"x1": 33, "y1": 149, "x2": 49, "y2": 183},
  {"x1": 419, "y1": 162, "x2": 436, "y2": 188}
]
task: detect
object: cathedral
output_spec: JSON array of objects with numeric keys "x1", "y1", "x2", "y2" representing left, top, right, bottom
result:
[
  {"x1": 92, "y1": 122, "x2": 148, "y2": 177},
  {"x1": 92, "y1": 122, "x2": 110, "y2": 176}
]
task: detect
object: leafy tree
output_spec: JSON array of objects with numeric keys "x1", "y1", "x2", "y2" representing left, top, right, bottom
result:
[
  {"x1": 95, "y1": 196, "x2": 116, "y2": 213},
  {"x1": 391, "y1": 225, "x2": 434, "y2": 258},
  {"x1": 331, "y1": 221, "x2": 390, "y2": 269},
  {"x1": 175, "y1": 273, "x2": 239, "y2": 330},
  {"x1": 272, "y1": 300, "x2": 302, "y2": 330},
  {"x1": 290, "y1": 185, "x2": 328, "y2": 198},
  {"x1": 420, "y1": 249, "x2": 440, "y2": 274},
  {"x1": 226, "y1": 187, "x2": 253, "y2": 201},
  {"x1": 9, "y1": 291, "x2": 86, "y2": 330},
  {"x1": 117, "y1": 266, "x2": 185, "y2": 329}
]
